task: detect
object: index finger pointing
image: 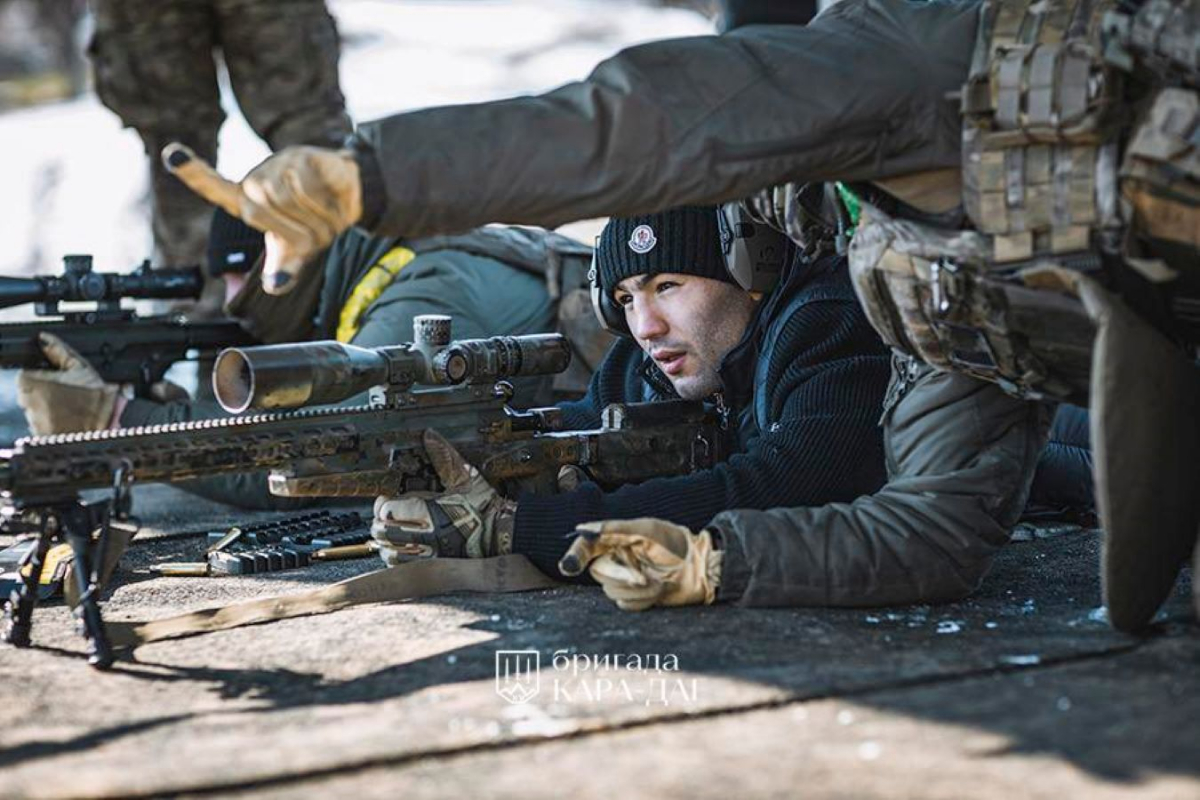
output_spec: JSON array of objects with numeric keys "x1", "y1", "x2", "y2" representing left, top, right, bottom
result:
[{"x1": 161, "y1": 143, "x2": 246, "y2": 218}]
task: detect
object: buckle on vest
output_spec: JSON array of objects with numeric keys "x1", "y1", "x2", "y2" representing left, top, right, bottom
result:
[{"x1": 930, "y1": 258, "x2": 964, "y2": 317}]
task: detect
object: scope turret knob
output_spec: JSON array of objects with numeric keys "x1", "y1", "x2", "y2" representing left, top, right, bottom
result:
[
  {"x1": 77, "y1": 271, "x2": 107, "y2": 302},
  {"x1": 63, "y1": 254, "x2": 93, "y2": 275},
  {"x1": 433, "y1": 348, "x2": 469, "y2": 384},
  {"x1": 413, "y1": 314, "x2": 452, "y2": 348}
]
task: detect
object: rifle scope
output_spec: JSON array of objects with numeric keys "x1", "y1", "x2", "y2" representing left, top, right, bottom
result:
[
  {"x1": 213, "y1": 316, "x2": 571, "y2": 413},
  {"x1": 0, "y1": 255, "x2": 203, "y2": 311}
]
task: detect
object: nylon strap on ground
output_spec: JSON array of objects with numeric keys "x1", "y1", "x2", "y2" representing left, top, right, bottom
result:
[{"x1": 106, "y1": 554, "x2": 557, "y2": 648}]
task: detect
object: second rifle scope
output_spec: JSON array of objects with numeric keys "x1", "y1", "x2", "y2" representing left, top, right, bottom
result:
[{"x1": 0, "y1": 255, "x2": 203, "y2": 311}]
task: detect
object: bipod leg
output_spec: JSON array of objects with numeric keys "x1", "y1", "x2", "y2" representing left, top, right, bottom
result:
[
  {"x1": 1, "y1": 522, "x2": 54, "y2": 649},
  {"x1": 62, "y1": 504, "x2": 114, "y2": 670}
]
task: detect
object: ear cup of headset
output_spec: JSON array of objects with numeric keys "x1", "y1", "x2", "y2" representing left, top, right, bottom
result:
[
  {"x1": 717, "y1": 204, "x2": 788, "y2": 294},
  {"x1": 588, "y1": 252, "x2": 630, "y2": 337}
]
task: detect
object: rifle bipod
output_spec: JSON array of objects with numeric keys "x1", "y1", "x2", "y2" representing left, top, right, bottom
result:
[{"x1": 1, "y1": 464, "x2": 134, "y2": 669}]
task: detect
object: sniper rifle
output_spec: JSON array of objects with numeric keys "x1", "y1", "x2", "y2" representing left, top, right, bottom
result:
[{"x1": 0, "y1": 315, "x2": 723, "y2": 668}]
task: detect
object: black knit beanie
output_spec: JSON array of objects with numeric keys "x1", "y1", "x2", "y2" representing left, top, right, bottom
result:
[
  {"x1": 207, "y1": 207, "x2": 265, "y2": 277},
  {"x1": 595, "y1": 206, "x2": 732, "y2": 298}
]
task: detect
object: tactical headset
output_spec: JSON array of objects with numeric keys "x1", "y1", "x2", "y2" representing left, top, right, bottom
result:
[{"x1": 588, "y1": 203, "x2": 790, "y2": 337}]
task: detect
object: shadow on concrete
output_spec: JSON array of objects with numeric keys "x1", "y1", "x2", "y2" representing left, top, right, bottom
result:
[
  {"x1": 858, "y1": 629, "x2": 1198, "y2": 783},
  {"x1": 2, "y1": 423, "x2": 1194, "y2": 789},
  {"x1": 42, "y1": 529, "x2": 1192, "y2": 788},
  {"x1": 0, "y1": 713, "x2": 194, "y2": 771}
]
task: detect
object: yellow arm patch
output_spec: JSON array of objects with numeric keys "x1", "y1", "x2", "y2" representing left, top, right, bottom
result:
[{"x1": 336, "y1": 245, "x2": 417, "y2": 343}]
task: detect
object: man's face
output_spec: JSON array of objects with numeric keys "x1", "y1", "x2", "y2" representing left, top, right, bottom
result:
[{"x1": 614, "y1": 273, "x2": 756, "y2": 400}]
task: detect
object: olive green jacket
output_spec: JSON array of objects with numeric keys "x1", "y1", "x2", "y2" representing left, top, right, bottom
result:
[{"x1": 352, "y1": 0, "x2": 978, "y2": 236}]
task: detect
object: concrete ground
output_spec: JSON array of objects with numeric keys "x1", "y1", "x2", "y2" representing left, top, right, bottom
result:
[{"x1": 0, "y1": 372, "x2": 1196, "y2": 799}]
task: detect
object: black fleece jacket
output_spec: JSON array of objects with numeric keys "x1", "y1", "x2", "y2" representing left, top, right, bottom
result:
[{"x1": 512, "y1": 253, "x2": 893, "y2": 576}]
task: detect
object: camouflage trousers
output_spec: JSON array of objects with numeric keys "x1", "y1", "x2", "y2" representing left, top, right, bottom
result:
[{"x1": 88, "y1": 0, "x2": 353, "y2": 279}]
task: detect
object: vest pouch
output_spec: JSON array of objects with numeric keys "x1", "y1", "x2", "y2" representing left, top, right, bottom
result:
[
  {"x1": 1102, "y1": 0, "x2": 1199, "y2": 88},
  {"x1": 1120, "y1": 87, "x2": 1200, "y2": 254},
  {"x1": 849, "y1": 206, "x2": 1095, "y2": 404},
  {"x1": 962, "y1": 0, "x2": 1124, "y2": 261}
]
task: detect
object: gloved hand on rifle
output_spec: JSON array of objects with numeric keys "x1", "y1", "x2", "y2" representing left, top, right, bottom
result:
[
  {"x1": 162, "y1": 142, "x2": 362, "y2": 296},
  {"x1": 558, "y1": 518, "x2": 723, "y2": 611},
  {"x1": 18, "y1": 333, "x2": 120, "y2": 436},
  {"x1": 17, "y1": 333, "x2": 186, "y2": 436},
  {"x1": 371, "y1": 430, "x2": 517, "y2": 565}
]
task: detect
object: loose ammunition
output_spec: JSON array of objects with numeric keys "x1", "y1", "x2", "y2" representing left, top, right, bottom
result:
[
  {"x1": 154, "y1": 562, "x2": 211, "y2": 577},
  {"x1": 206, "y1": 527, "x2": 245, "y2": 554},
  {"x1": 312, "y1": 542, "x2": 379, "y2": 561}
]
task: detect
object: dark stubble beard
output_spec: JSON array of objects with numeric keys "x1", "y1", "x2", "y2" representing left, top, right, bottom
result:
[{"x1": 673, "y1": 290, "x2": 756, "y2": 401}]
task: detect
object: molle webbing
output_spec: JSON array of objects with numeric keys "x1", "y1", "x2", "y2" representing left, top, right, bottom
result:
[
  {"x1": 963, "y1": 0, "x2": 1121, "y2": 262},
  {"x1": 1103, "y1": 0, "x2": 1199, "y2": 87},
  {"x1": 1120, "y1": 87, "x2": 1200, "y2": 251}
]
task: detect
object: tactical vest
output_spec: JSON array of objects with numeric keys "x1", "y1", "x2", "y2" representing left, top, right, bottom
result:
[{"x1": 846, "y1": 0, "x2": 1198, "y2": 405}]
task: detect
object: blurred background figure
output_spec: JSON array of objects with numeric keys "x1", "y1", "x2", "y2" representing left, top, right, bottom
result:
[
  {"x1": 0, "y1": 0, "x2": 88, "y2": 108},
  {"x1": 87, "y1": 0, "x2": 353, "y2": 314},
  {"x1": 0, "y1": 2, "x2": 713, "y2": 290}
]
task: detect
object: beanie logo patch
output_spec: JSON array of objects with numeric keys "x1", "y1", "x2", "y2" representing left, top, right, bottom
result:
[{"x1": 628, "y1": 225, "x2": 657, "y2": 255}]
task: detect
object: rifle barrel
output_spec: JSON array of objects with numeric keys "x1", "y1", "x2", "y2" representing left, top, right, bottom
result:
[{"x1": 213, "y1": 341, "x2": 398, "y2": 413}]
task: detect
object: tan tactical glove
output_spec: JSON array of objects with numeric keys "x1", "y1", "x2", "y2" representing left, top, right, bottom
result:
[
  {"x1": 17, "y1": 334, "x2": 120, "y2": 436},
  {"x1": 558, "y1": 518, "x2": 723, "y2": 611},
  {"x1": 371, "y1": 430, "x2": 517, "y2": 565},
  {"x1": 161, "y1": 142, "x2": 362, "y2": 296}
]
